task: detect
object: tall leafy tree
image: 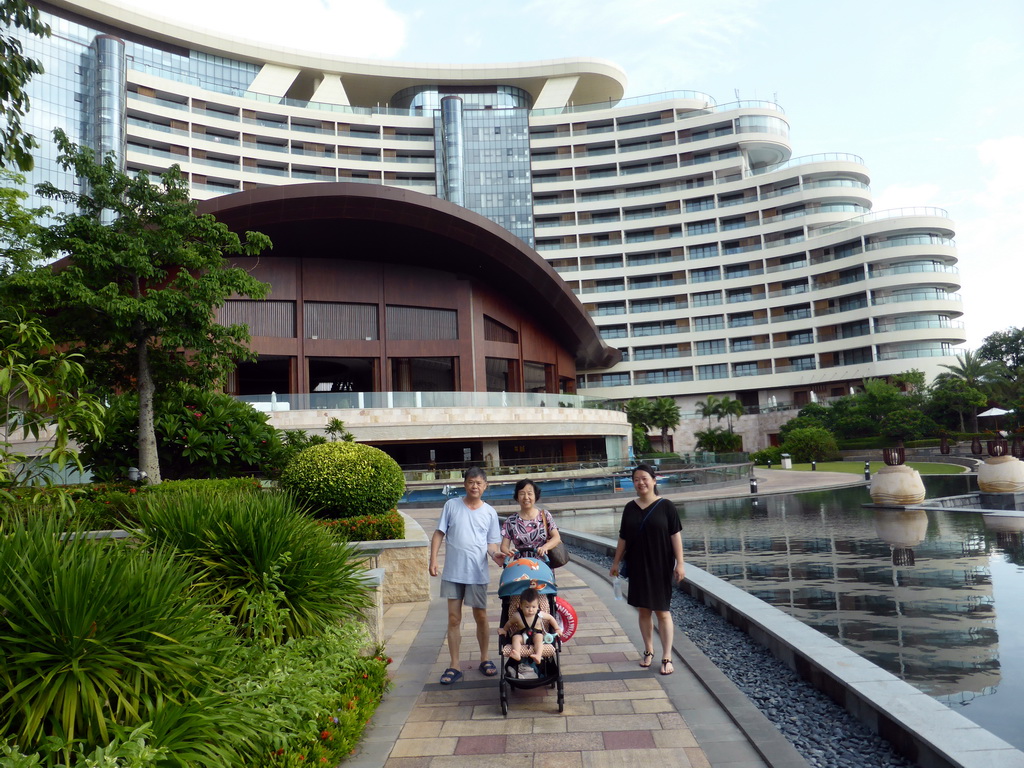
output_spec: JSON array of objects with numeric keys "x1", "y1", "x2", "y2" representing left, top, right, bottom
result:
[
  {"x1": 926, "y1": 376, "x2": 988, "y2": 433},
  {"x1": 716, "y1": 395, "x2": 745, "y2": 432},
  {"x1": 622, "y1": 397, "x2": 654, "y2": 454},
  {"x1": 649, "y1": 396, "x2": 681, "y2": 451},
  {"x1": 938, "y1": 349, "x2": 1002, "y2": 432},
  {"x1": 979, "y1": 328, "x2": 1024, "y2": 375},
  {"x1": 694, "y1": 394, "x2": 720, "y2": 429},
  {"x1": 0, "y1": 0, "x2": 49, "y2": 171},
  {"x1": 7, "y1": 130, "x2": 271, "y2": 483},
  {"x1": 0, "y1": 311, "x2": 104, "y2": 491}
]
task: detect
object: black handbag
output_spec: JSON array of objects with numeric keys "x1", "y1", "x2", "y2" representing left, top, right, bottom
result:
[{"x1": 541, "y1": 511, "x2": 569, "y2": 568}]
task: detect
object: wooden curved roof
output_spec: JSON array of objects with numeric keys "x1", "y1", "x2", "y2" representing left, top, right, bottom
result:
[{"x1": 198, "y1": 183, "x2": 620, "y2": 369}]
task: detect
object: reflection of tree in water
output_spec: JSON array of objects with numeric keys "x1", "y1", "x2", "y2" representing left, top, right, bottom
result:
[{"x1": 994, "y1": 531, "x2": 1024, "y2": 566}]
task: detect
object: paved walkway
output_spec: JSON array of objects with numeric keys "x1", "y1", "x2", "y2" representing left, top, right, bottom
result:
[{"x1": 351, "y1": 471, "x2": 863, "y2": 768}]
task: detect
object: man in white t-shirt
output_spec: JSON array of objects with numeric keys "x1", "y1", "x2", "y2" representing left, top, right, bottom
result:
[{"x1": 429, "y1": 467, "x2": 501, "y2": 685}]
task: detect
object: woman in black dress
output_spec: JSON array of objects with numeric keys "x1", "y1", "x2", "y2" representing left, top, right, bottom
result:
[{"x1": 609, "y1": 464, "x2": 685, "y2": 675}]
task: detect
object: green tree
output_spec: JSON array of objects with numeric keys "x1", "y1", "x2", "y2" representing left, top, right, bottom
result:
[
  {"x1": 781, "y1": 426, "x2": 839, "y2": 463},
  {"x1": 6, "y1": 130, "x2": 271, "y2": 483},
  {"x1": 879, "y1": 409, "x2": 937, "y2": 443},
  {"x1": 891, "y1": 368, "x2": 926, "y2": 393},
  {"x1": 694, "y1": 394, "x2": 720, "y2": 429},
  {"x1": 716, "y1": 395, "x2": 745, "y2": 432},
  {"x1": 0, "y1": 171, "x2": 41, "y2": 277},
  {"x1": 0, "y1": 1, "x2": 49, "y2": 171},
  {"x1": 75, "y1": 384, "x2": 281, "y2": 481},
  {"x1": 979, "y1": 328, "x2": 1024, "y2": 374},
  {"x1": 649, "y1": 397, "x2": 681, "y2": 451},
  {"x1": 622, "y1": 397, "x2": 654, "y2": 453},
  {"x1": 694, "y1": 425, "x2": 741, "y2": 453},
  {"x1": 937, "y1": 349, "x2": 1002, "y2": 432},
  {"x1": 0, "y1": 311, "x2": 105, "y2": 492},
  {"x1": 926, "y1": 376, "x2": 988, "y2": 432}
]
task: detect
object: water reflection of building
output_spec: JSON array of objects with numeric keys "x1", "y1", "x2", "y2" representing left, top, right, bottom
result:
[{"x1": 683, "y1": 501, "x2": 1000, "y2": 699}]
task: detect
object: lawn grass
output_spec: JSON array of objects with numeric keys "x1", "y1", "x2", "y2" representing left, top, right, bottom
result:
[{"x1": 761, "y1": 461, "x2": 966, "y2": 475}]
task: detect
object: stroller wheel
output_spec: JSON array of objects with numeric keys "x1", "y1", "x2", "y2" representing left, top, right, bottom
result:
[
  {"x1": 499, "y1": 678, "x2": 508, "y2": 717},
  {"x1": 557, "y1": 678, "x2": 564, "y2": 713}
]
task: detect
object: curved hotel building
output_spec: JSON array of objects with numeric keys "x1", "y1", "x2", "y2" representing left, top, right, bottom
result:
[{"x1": 14, "y1": 1, "x2": 966, "y2": 449}]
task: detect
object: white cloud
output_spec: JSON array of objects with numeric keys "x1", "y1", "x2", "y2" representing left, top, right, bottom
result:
[{"x1": 119, "y1": 0, "x2": 407, "y2": 58}]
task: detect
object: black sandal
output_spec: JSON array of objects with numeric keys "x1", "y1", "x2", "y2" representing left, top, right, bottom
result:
[
  {"x1": 660, "y1": 659, "x2": 674, "y2": 676},
  {"x1": 639, "y1": 650, "x2": 654, "y2": 668}
]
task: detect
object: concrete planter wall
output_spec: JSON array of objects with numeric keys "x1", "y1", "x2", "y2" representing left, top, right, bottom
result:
[{"x1": 352, "y1": 511, "x2": 430, "y2": 604}]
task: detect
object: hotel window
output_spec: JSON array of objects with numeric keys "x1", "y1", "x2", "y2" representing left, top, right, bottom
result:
[
  {"x1": 731, "y1": 337, "x2": 755, "y2": 352},
  {"x1": 692, "y1": 291, "x2": 722, "y2": 307},
  {"x1": 694, "y1": 315, "x2": 724, "y2": 332},
  {"x1": 698, "y1": 363, "x2": 728, "y2": 380},
  {"x1": 686, "y1": 220, "x2": 716, "y2": 236},
  {"x1": 696, "y1": 339, "x2": 726, "y2": 356},
  {"x1": 733, "y1": 362, "x2": 759, "y2": 377},
  {"x1": 691, "y1": 267, "x2": 720, "y2": 283},
  {"x1": 599, "y1": 325, "x2": 628, "y2": 339}
]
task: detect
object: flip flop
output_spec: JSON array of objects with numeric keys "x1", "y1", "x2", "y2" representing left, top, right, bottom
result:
[
  {"x1": 639, "y1": 651, "x2": 655, "y2": 668},
  {"x1": 660, "y1": 659, "x2": 674, "y2": 676},
  {"x1": 439, "y1": 667, "x2": 462, "y2": 685},
  {"x1": 479, "y1": 659, "x2": 497, "y2": 677}
]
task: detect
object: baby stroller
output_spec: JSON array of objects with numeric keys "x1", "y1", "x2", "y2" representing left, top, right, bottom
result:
[{"x1": 497, "y1": 550, "x2": 564, "y2": 715}]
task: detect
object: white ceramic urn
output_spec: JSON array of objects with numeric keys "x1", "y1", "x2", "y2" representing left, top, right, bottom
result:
[
  {"x1": 977, "y1": 455, "x2": 1024, "y2": 493},
  {"x1": 869, "y1": 465, "x2": 926, "y2": 505}
]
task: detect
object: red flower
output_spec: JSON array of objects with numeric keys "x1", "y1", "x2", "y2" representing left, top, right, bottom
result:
[
  {"x1": 320, "y1": 730, "x2": 330, "y2": 740},
  {"x1": 128, "y1": 488, "x2": 137, "y2": 494}
]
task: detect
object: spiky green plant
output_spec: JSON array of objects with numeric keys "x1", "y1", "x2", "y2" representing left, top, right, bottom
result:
[
  {"x1": 136, "y1": 491, "x2": 374, "y2": 640},
  {"x1": 0, "y1": 517, "x2": 255, "y2": 765}
]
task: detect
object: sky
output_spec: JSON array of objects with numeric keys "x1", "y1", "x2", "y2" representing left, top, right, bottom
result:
[{"x1": 117, "y1": 0, "x2": 1024, "y2": 350}]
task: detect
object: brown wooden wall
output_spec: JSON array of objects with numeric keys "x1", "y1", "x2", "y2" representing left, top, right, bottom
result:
[{"x1": 224, "y1": 256, "x2": 576, "y2": 395}]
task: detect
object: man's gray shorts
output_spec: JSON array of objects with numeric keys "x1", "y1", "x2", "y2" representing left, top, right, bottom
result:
[{"x1": 440, "y1": 580, "x2": 489, "y2": 609}]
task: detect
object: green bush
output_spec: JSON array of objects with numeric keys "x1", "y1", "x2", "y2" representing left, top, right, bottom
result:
[
  {"x1": 239, "y1": 624, "x2": 390, "y2": 766},
  {"x1": 749, "y1": 446, "x2": 784, "y2": 465},
  {"x1": 137, "y1": 491, "x2": 374, "y2": 640},
  {"x1": 781, "y1": 427, "x2": 841, "y2": 463},
  {"x1": 694, "y1": 426, "x2": 742, "y2": 453},
  {"x1": 261, "y1": 429, "x2": 328, "y2": 481},
  {"x1": 144, "y1": 477, "x2": 264, "y2": 497},
  {"x1": 74, "y1": 384, "x2": 281, "y2": 481},
  {"x1": 904, "y1": 438, "x2": 941, "y2": 449},
  {"x1": 279, "y1": 442, "x2": 405, "y2": 518},
  {"x1": 835, "y1": 436, "x2": 890, "y2": 450},
  {"x1": 0, "y1": 517, "x2": 259, "y2": 766},
  {"x1": 318, "y1": 509, "x2": 405, "y2": 541}
]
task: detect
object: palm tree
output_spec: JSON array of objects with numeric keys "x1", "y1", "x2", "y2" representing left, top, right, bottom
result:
[
  {"x1": 650, "y1": 397, "x2": 681, "y2": 452},
  {"x1": 939, "y1": 350, "x2": 1002, "y2": 432},
  {"x1": 694, "y1": 395, "x2": 720, "y2": 429},
  {"x1": 621, "y1": 398, "x2": 654, "y2": 454},
  {"x1": 716, "y1": 396, "x2": 745, "y2": 432}
]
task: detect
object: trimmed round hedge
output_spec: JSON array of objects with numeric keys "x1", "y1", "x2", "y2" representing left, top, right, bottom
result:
[{"x1": 279, "y1": 442, "x2": 405, "y2": 518}]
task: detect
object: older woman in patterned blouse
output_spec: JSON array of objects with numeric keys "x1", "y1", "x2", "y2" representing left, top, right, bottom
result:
[{"x1": 491, "y1": 479, "x2": 561, "y2": 564}]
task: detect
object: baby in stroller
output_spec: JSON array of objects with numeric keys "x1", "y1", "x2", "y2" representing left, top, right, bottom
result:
[{"x1": 498, "y1": 587, "x2": 561, "y2": 665}]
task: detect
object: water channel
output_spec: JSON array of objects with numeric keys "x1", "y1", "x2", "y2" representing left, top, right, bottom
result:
[{"x1": 560, "y1": 475, "x2": 1024, "y2": 750}]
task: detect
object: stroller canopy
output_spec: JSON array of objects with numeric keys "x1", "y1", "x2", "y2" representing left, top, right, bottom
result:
[{"x1": 498, "y1": 557, "x2": 556, "y2": 597}]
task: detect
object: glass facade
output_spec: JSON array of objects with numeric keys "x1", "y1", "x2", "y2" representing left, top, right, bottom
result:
[
  {"x1": 12, "y1": 8, "x2": 258, "y2": 210},
  {"x1": 432, "y1": 93, "x2": 534, "y2": 246}
]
